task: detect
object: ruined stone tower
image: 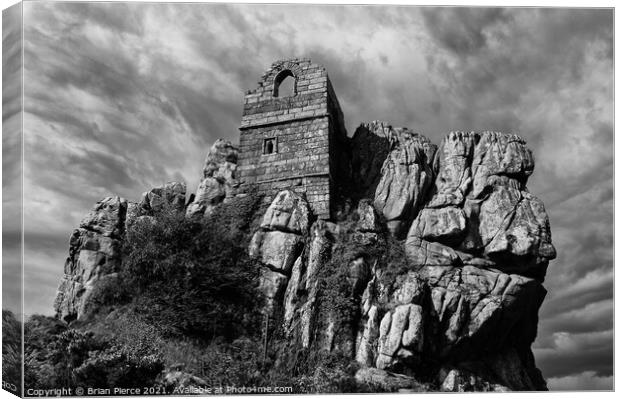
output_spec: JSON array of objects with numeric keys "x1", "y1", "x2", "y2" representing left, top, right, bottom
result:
[{"x1": 237, "y1": 58, "x2": 348, "y2": 219}]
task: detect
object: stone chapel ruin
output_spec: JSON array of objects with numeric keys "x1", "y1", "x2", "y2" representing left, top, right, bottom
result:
[
  {"x1": 54, "y1": 56, "x2": 557, "y2": 392},
  {"x1": 237, "y1": 58, "x2": 349, "y2": 219}
]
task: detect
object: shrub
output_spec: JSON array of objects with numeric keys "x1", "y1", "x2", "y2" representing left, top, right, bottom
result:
[
  {"x1": 266, "y1": 343, "x2": 363, "y2": 394},
  {"x1": 194, "y1": 338, "x2": 263, "y2": 388},
  {"x1": 313, "y1": 217, "x2": 385, "y2": 349},
  {"x1": 24, "y1": 315, "x2": 164, "y2": 390},
  {"x1": 305, "y1": 350, "x2": 361, "y2": 393},
  {"x1": 23, "y1": 315, "x2": 68, "y2": 389},
  {"x1": 2, "y1": 310, "x2": 22, "y2": 395},
  {"x1": 119, "y1": 196, "x2": 265, "y2": 342},
  {"x1": 72, "y1": 341, "x2": 164, "y2": 389}
]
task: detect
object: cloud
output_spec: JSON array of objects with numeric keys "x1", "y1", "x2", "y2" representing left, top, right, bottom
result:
[
  {"x1": 534, "y1": 330, "x2": 613, "y2": 379},
  {"x1": 2, "y1": 2, "x2": 23, "y2": 314},
  {"x1": 541, "y1": 299, "x2": 613, "y2": 335},
  {"x1": 6, "y1": 3, "x2": 612, "y2": 385},
  {"x1": 421, "y1": 8, "x2": 512, "y2": 56},
  {"x1": 547, "y1": 371, "x2": 613, "y2": 391}
]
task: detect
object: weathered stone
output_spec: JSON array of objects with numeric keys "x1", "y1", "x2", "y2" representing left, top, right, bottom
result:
[
  {"x1": 139, "y1": 181, "x2": 186, "y2": 215},
  {"x1": 350, "y1": 121, "x2": 435, "y2": 237},
  {"x1": 373, "y1": 128, "x2": 435, "y2": 234},
  {"x1": 408, "y1": 206, "x2": 467, "y2": 244},
  {"x1": 375, "y1": 304, "x2": 418, "y2": 370},
  {"x1": 417, "y1": 264, "x2": 546, "y2": 357},
  {"x1": 428, "y1": 131, "x2": 476, "y2": 208},
  {"x1": 485, "y1": 347, "x2": 546, "y2": 391},
  {"x1": 460, "y1": 186, "x2": 557, "y2": 277},
  {"x1": 375, "y1": 311, "x2": 393, "y2": 369},
  {"x1": 54, "y1": 196, "x2": 127, "y2": 322},
  {"x1": 186, "y1": 140, "x2": 238, "y2": 218},
  {"x1": 470, "y1": 131, "x2": 534, "y2": 198},
  {"x1": 437, "y1": 346, "x2": 547, "y2": 391},
  {"x1": 356, "y1": 305, "x2": 380, "y2": 366},
  {"x1": 257, "y1": 267, "x2": 289, "y2": 313},
  {"x1": 202, "y1": 138, "x2": 238, "y2": 177},
  {"x1": 350, "y1": 121, "x2": 392, "y2": 194},
  {"x1": 305, "y1": 220, "x2": 333, "y2": 289},
  {"x1": 401, "y1": 304, "x2": 424, "y2": 352},
  {"x1": 79, "y1": 196, "x2": 128, "y2": 238},
  {"x1": 404, "y1": 237, "x2": 460, "y2": 267},
  {"x1": 249, "y1": 230, "x2": 303, "y2": 273},
  {"x1": 391, "y1": 272, "x2": 425, "y2": 305},
  {"x1": 405, "y1": 130, "x2": 555, "y2": 280},
  {"x1": 439, "y1": 368, "x2": 509, "y2": 392},
  {"x1": 260, "y1": 190, "x2": 310, "y2": 234},
  {"x1": 485, "y1": 190, "x2": 555, "y2": 258},
  {"x1": 283, "y1": 257, "x2": 303, "y2": 331},
  {"x1": 299, "y1": 289, "x2": 317, "y2": 349},
  {"x1": 78, "y1": 273, "x2": 120, "y2": 318},
  {"x1": 186, "y1": 177, "x2": 225, "y2": 216},
  {"x1": 384, "y1": 305, "x2": 411, "y2": 357},
  {"x1": 355, "y1": 199, "x2": 382, "y2": 233},
  {"x1": 355, "y1": 367, "x2": 429, "y2": 392}
]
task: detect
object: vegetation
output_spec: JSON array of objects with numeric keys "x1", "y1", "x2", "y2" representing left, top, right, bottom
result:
[
  {"x1": 21, "y1": 195, "x2": 274, "y2": 392},
  {"x1": 24, "y1": 315, "x2": 164, "y2": 391},
  {"x1": 254, "y1": 209, "x2": 404, "y2": 394},
  {"x1": 104, "y1": 194, "x2": 266, "y2": 342},
  {"x1": 20, "y1": 194, "x2": 409, "y2": 393},
  {"x1": 2, "y1": 310, "x2": 22, "y2": 396}
]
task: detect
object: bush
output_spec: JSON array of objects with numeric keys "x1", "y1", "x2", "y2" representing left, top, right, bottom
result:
[
  {"x1": 2, "y1": 310, "x2": 22, "y2": 395},
  {"x1": 24, "y1": 315, "x2": 164, "y2": 390},
  {"x1": 313, "y1": 217, "x2": 385, "y2": 349},
  {"x1": 23, "y1": 315, "x2": 69, "y2": 388},
  {"x1": 119, "y1": 196, "x2": 265, "y2": 342},
  {"x1": 266, "y1": 344, "x2": 364, "y2": 394},
  {"x1": 194, "y1": 338, "x2": 264, "y2": 388},
  {"x1": 72, "y1": 341, "x2": 164, "y2": 389}
]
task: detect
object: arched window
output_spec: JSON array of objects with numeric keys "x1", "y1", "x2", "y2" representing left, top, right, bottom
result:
[{"x1": 273, "y1": 70, "x2": 296, "y2": 97}]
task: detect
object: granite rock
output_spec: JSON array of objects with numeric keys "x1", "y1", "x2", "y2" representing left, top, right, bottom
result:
[
  {"x1": 54, "y1": 197, "x2": 127, "y2": 322},
  {"x1": 186, "y1": 139, "x2": 238, "y2": 218}
]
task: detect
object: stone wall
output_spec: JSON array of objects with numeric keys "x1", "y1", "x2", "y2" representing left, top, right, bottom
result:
[{"x1": 237, "y1": 58, "x2": 347, "y2": 219}]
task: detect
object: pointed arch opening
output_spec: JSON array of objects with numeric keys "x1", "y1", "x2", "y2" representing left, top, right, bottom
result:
[{"x1": 273, "y1": 69, "x2": 296, "y2": 97}]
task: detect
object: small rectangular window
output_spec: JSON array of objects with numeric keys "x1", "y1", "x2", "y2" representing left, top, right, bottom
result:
[{"x1": 263, "y1": 138, "x2": 277, "y2": 155}]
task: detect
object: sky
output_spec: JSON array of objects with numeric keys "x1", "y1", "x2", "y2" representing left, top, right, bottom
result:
[{"x1": 1, "y1": 1, "x2": 613, "y2": 391}]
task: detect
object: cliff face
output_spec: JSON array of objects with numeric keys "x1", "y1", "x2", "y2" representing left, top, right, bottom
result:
[
  {"x1": 54, "y1": 182, "x2": 186, "y2": 322},
  {"x1": 54, "y1": 197, "x2": 128, "y2": 322},
  {"x1": 247, "y1": 124, "x2": 555, "y2": 391},
  {"x1": 54, "y1": 122, "x2": 555, "y2": 392}
]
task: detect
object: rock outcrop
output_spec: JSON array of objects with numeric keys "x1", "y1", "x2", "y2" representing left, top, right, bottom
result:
[
  {"x1": 55, "y1": 139, "x2": 238, "y2": 323},
  {"x1": 54, "y1": 197, "x2": 128, "y2": 322},
  {"x1": 54, "y1": 181, "x2": 188, "y2": 322},
  {"x1": 55, "y1": 126, "x2": 555, "y2": 392},
  {"x1": 248, "y1": 190, "x2": 310, "y2": 313},
  {"x1": 351, "y1": 121, "x2": 436, "y2": 237},
  {"x1": 245, "y1": 130, "x2": 555, "y2": 391},
  {"x1": 408, "y1": 131, "x2": 555, "y2": 280},
  {"x1": 137, "y1": 181, "x2": 187, "y2": 216},
  {"x1": 186, "y1": 139, "x2": 238, "y2": 218}
]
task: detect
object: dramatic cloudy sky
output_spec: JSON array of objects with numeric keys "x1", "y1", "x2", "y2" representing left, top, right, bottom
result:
[{"x1": 1, "y1": 1, "x2": 613, "y2": 390}]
